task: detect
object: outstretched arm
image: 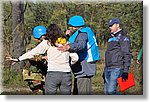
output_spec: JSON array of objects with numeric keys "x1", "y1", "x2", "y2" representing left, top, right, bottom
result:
[
  {"x1": 5, "y1": 57, "x2": 20, "y2": 65},
  {"x1": 6, "y1": 40, "x2": 49, "y2": 65}
]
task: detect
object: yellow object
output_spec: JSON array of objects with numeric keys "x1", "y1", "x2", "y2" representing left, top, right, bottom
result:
[
  {"x1": 22, "y1": 69, "x2": 30, "y2": 81},
  {"x1": 56, "y1": 37, "x2": 67, "y2": 44},
  {"x1": 22, "y1": 69, "x2": 44, "y2": 81},
  {"x1": 31, "y1": 55, "x2": 43, "y2": 61}
]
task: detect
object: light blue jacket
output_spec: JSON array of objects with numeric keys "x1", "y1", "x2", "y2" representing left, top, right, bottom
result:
[{"x1": 69, "y1": 27, "x2": 100, "y2": 62}]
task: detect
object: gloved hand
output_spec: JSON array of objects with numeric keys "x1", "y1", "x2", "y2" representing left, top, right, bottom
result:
[
  {"x1": 122, "y1": 72, "x2": 128, "y2": 82},
  {"x1": 102, "y1": 72, "x2": 106, "y2": 83}
]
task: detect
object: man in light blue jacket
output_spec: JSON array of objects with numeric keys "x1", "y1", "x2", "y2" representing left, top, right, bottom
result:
[{"x1": 58, "y1": 15, "x2": 100, "y2": 95}]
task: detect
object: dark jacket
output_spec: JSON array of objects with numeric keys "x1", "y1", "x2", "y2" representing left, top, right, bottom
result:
[{"x1": 105, "y1": 30, "x2": 131, "y2": 72}]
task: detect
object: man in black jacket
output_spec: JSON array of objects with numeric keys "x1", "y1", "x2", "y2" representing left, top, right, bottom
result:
[{"x1": 104, "y1": 18, "x2": 131, "y2": 95}]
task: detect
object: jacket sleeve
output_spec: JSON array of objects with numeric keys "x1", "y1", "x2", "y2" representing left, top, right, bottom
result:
[
  {"x1": 19, "y1": 40, "x2": 49, "y2": 61},
  {"x1": 137, "y1": 47, "x2": 143, "y2": 61},
  {"x1": 119, "y1": 36, "x2": 131, "y2": 72},
  {"x1": 69, "y1": 53, "x2": 79, "y2": 65},
  {"x1": 69, "y1": 32, "x2": 88, "y2": 52}
]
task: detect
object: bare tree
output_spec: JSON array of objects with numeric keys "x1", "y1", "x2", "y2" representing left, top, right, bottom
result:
[{"x1": 12, "y1": 1, "x2": 25, "y2": 72}]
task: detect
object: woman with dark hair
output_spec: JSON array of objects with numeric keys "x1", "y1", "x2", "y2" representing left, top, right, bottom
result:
[
  {"x1": 6, "y1": 24, "x2": 78, "y2": 95},
  {"x1": 45, "y1": 24, "x2": 67, "y2": 46}
]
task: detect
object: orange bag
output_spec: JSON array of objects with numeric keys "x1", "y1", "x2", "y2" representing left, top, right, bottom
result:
[{"x1": 117, "y1": 73, "x2": 135, "y2": 92}]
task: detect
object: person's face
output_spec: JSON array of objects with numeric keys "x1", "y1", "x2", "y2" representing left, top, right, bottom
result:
[
  {"x1": 40, "y1": 35, "x2": 45, "y2": 40},
  {"x1": 109, "y1": 23, "x2": 120, "y2": 33},
  {"x1": 32, "y1": 35, "x2": 45, "y2": 43},
  {"x1": 33, "y1": 37, "x2": 40, "y2": 43},
  {"x1": 69, "y1": 26, "x2": 78, "y2": 31},
  {"x1": 68, "y1": 26, "x2": 78, "y2": 35}
]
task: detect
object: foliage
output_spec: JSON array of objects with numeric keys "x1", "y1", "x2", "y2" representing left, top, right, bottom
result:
[
  {"x1": 3, "y1": 1, "x2": 143, "y2": 50},
  {"x1": 2, "y1": 68, "x2": 27, "y2": 87}
]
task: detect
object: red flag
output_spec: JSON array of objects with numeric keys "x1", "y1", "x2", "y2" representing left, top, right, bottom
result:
[{"x1": 117, "y1": 73, "x2": 135, "y2": 92}]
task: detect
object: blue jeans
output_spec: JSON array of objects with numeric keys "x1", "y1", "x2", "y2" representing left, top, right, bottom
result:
[{"x1": 104, "y1": 67, "x2": 123, "y2": 95}]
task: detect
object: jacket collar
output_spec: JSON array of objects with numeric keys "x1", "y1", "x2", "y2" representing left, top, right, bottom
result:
[{"x1": 111, "y1": 29, "x2": 123, "y2": 37}]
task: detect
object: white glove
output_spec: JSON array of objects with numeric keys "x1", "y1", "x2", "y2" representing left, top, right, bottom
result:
[{"x1": 69, "y1": 53, "x2": 79, "y2": 65}]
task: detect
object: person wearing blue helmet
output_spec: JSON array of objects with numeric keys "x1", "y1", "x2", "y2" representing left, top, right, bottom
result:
[
  {"x1": 33, "y1": 26, "x2": 46, "y2": 39},
  {"x1": 58, "y1": 15, "x2": 100, "y2": 95},
  {"x1": 23, "y1": 25, "x2": 47, "y2": 94},
  {"x1": 27, "y1": 25, "x2": 47, "y2": 50}
]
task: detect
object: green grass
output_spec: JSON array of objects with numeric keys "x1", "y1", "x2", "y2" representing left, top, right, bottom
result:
[{"x1": 2, "y1": 68, "x2": 28, "y2": 88}]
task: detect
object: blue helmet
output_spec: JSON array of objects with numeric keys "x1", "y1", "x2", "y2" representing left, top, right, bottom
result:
[
  {"x1": 33, "y1": 26, "x2": 46, "y2": 39},
  {"x1": 68, "y1": 16, "x2": 85, "y2": 27}
]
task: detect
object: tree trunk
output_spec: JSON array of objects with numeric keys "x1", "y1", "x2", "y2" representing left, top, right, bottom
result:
[{"x1": 12, "y1": 1, "x2": 25, "y2": 73}]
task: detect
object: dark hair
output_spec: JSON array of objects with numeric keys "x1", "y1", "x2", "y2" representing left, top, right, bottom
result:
[{"x1": 46, "y1": 24, "x2": 67, "y2": 47}]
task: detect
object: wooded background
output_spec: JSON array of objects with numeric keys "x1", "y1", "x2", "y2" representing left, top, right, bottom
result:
[{"x1": 3, "y1": 1, "x2": 143, "y2": 72}]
